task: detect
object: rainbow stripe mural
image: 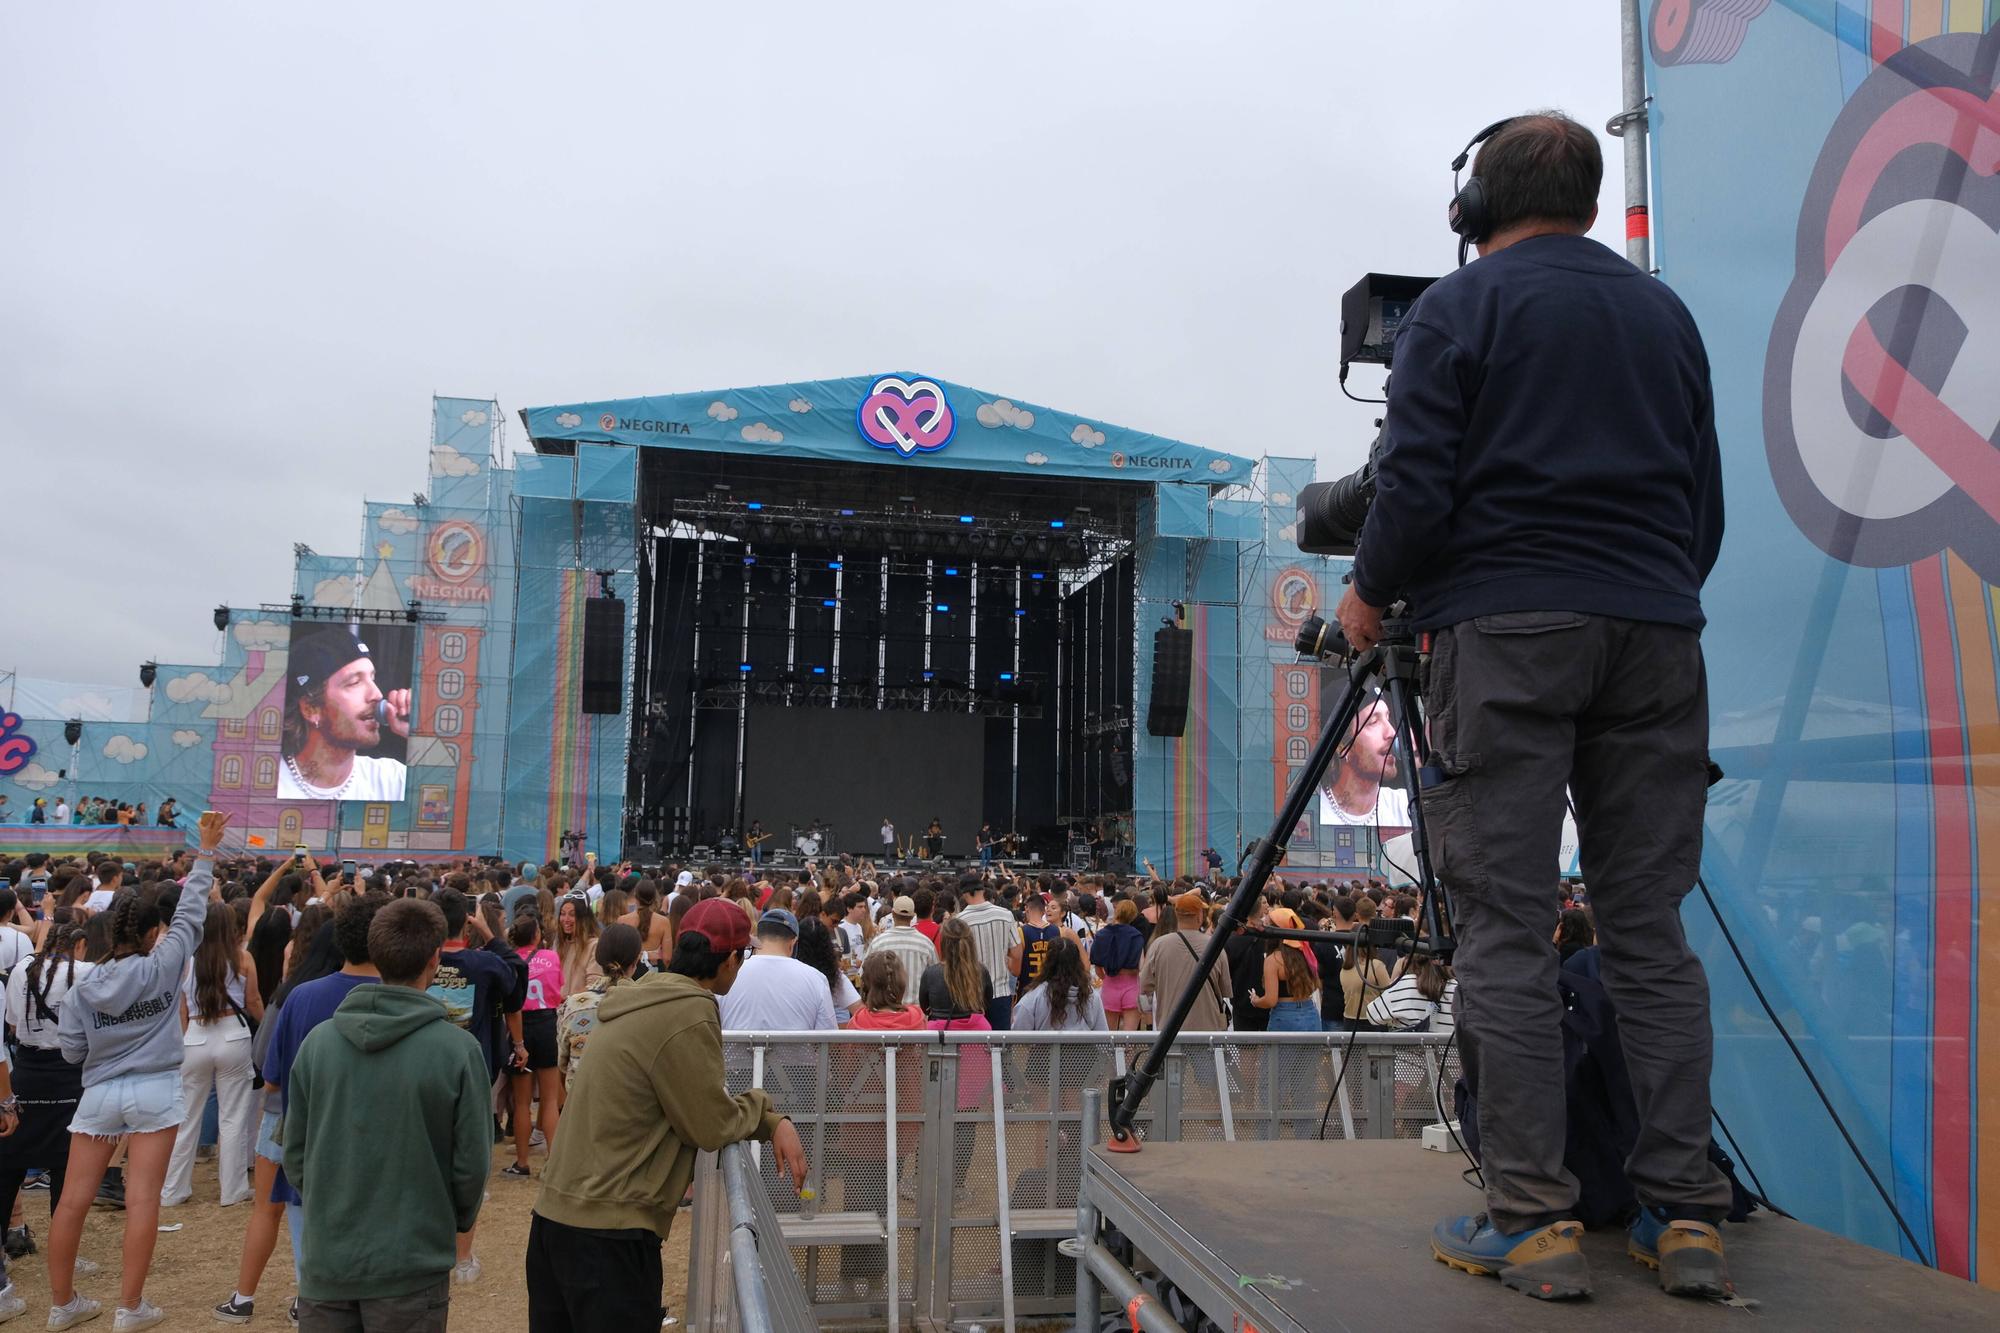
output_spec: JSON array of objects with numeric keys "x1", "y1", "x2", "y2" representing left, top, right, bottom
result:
[{"x1": 546, "y1": 568, "x2": 596, "y2": 863}]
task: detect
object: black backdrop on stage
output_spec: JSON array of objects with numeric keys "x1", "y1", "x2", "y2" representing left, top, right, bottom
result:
[{"x1": 742, "y1": 705, "x2": 982, "y2": 857}]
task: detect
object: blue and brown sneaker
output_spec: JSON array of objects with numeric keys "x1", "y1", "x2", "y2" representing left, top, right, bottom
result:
[
  {"x1": 1430, "y1": 1213, "x2": 1592, "y2": 1299},
  {"x1": 1628, "y1": 1207, "x2": 1732, "y2": 1298}
]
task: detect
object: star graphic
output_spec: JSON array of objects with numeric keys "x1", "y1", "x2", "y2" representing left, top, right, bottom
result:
[{"x1": 376, "y1": 541, "x2": 395, "y2": 560}]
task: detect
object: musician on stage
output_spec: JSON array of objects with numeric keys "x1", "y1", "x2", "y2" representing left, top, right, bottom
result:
[
  {"x1": 747, "y1": 818, "x2": 766, "y2": 867},
  {"x1": 977, "y1": 822, "x2": 996, "y2": 870},
  {"x1": 925, "y1": 818, "x2": 944, "y2": 860},
  {"x1": 880, "y1": 818, "x2": 895, "y2": 858}
]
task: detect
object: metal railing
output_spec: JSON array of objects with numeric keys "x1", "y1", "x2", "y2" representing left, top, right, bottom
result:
[{"x1": 686, "y1": 1029, "x2": 1457, "y2": 1331}]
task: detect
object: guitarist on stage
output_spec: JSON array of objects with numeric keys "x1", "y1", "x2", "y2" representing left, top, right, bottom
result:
[
  {"x1": 747, "y1": 819, "x2": 767, "y2": 868},
  {"x1": 924, "y1": 818, "x2": 945, "y2": 860},
  {"x1": 977, "y1": 822, "x2": 996, "y2": 870}
]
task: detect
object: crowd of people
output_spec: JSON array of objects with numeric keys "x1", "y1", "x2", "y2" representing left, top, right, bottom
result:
[
  {"x1": 0, "y1": 798, "x2": 181, "y2": 829},
  {"x1": 0, "y1": 825, "x2": 1593, "y2": 1330}
]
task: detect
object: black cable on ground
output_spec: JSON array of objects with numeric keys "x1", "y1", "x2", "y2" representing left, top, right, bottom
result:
[{"x1": 1695, "y1": 872, "x2": 1929, "y2": 1266}]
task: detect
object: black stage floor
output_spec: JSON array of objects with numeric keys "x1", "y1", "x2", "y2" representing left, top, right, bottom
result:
[{"x1": 1085, "y1": 1139, "x2": 1998, "y2": 1331}]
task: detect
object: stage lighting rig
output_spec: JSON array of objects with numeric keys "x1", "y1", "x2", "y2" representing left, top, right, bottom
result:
[
  {"x1": 138, "y1": 661, "x2": 157, "y2": 688},
  {"x1": 214, "y1": 605, "x2": 232, "y2": 632}
]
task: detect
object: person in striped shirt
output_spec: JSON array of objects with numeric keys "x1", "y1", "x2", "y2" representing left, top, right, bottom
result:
[
  {"x1": 950, "y1": 876, "x2": 1022, "y2": 1030},
  {"x1": 863, "y1": 897, "x2": 938, "y2": 1005},
  {"x1": 1365, "y1": 953, "x2": 1456, "y2": 1034}
]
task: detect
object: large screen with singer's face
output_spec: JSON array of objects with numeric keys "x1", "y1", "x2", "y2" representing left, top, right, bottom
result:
[
  {"x1": 1317, "y1": 681, "x2": 1412, "y2": 834},
  {"x1": 278, "y1": 622, "x2": 414, "y2": 803}
]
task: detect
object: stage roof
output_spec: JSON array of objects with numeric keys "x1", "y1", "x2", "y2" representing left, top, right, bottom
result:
[{"x1": 521, "y1": 374, "x2": 1253, "y2": 488}]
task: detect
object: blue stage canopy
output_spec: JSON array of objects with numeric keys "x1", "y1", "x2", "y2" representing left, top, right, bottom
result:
[{"x1": 521, "y1": 374, "x2": 1253, "y2": 488}]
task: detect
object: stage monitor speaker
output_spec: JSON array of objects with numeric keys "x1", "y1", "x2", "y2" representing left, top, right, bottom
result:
[
  {"x1": 582, "y1": 597, "x2": 626, "y2": 714},
  {"x1": 1145, "y1": 624, "x2": 1193, "y2": 736}
]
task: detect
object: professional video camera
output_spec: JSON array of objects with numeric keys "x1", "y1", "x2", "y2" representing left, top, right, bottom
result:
[{"x1": 1293, "y1": 273, "x2": 1436, "y2": 556}]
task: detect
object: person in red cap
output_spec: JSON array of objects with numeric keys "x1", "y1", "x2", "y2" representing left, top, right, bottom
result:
[{"x1": 526, "y1": 897, "x2": 805, "y2": 1332}]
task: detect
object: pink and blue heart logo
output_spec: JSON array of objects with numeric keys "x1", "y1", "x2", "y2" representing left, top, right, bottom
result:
[{"x1": 857, "y1": 375, "x2": 956, "y2": 457}]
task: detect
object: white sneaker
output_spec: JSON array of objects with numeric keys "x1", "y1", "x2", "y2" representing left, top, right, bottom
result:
[
  {"x1": 451, "y1": 1256, "x2": 481, "y2": 1285},
  {"x1": 111, "y1": 1303, "x2": 163, "y2": 1332},
  {"x1": 0, "y1": 1285, "x2": 24, "y2": 1324},
  {"x1": 71, "y1": 1261, "x2": 99, "y2": 1278},
  {"x1": 529, "y1": 1129, "x2": 546, "y2": 1149},
  {"x1": 45, "y1": 1294, "x2": 101, "y2": 1331}
]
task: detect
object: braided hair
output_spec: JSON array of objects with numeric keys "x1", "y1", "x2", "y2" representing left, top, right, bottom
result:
[
  {"x1": 105, "y1": 889, "x2": 165, "y2": 960},
  {"x1": 24, "y1": 922, "x2": 84, "y2": 1024}
]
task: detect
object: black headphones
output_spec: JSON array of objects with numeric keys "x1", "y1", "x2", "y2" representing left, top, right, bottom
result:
[{"x1": 1446, "y1": 117, "x2": 1520, "y2": 259}]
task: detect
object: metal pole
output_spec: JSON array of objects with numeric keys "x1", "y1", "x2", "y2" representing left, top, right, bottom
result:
[
  {"x1": 1080, "y1": 1245, "x2": 1189, "y2": 1333},
  {"x1": 1614, "y1": 0, "x2": 1652, "y2": 270},
  {"x1": 990, "y1": 1045, "x2": 1018, "y2": 1333},
  {"x1": 722, "y1": 1147, "x2": 779, "y2": 1333},
  {"x1": 1073, "y1": 1089, "x2": 1103, "y2": 1333},
  {"x1": 884, "y1": 1044, "x2": 900, "y2": 1333}
]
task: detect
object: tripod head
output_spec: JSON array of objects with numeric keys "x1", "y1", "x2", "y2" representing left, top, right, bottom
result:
[{"x1": 1294, "y1": 607, "x2": 1417, "y2": 663}]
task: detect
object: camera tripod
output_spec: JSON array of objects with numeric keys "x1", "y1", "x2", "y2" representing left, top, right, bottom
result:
[{"x1": 1106, "y1": 611, "x2": 1455, "y2": 1147}]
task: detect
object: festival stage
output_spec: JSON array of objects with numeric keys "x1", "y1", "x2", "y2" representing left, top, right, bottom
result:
[
  {"x1": 1081, "y1": 1139, "x2": 2000, "y2": 1331},
  {"x1": 0, "y1": 825, "x2": 186, "y2": 860}
]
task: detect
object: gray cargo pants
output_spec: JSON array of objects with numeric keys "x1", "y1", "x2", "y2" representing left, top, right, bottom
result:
[{"x1": 1424, "y1": 611, "x2": 1733, "y2": 1232}]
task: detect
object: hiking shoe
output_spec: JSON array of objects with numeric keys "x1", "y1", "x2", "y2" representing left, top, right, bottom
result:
[
  {"x1": 1430, "y1": 1213, "x2": 1591, "y2": 1299},
  {"x1": 46, "y1": 1294, "x2": 102, "y2": 1330},
  {"x1": 4, "y1": 1227, "x2": 33, "y2": 1259},
  {"x1": 0, "y1": 1285, "x2": 24, "y2": 1324},
  {"x1": 111, "y1": 1303, "x2": 164, "y2": 1332},
  {"x1": 500, "y1": 1163, "x2": 532, "y2": 1179},
  {"x1": 212, "y1": 1294, "x2": 254, "y2": 1324},
  {"x1": 91, "y1": 1180, "x2": 123, "y2": 1211},
  {"x1": 452, "y1": 1256, "x2": 481, "y2": 1285},
  {"x1": 1629, "y1": 1207, "x2": 1732, "y2": 1298}
]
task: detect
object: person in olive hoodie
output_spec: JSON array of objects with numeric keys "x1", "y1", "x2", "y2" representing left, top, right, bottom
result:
[
  {"x1": 528, "y1": 897, "x2": 807, "y2": 1332},
  {"x1": 283, "y1": 898, "x2": 489, "y2": 1332}
]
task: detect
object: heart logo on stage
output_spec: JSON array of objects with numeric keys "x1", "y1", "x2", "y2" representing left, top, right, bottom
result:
[{"x1": 857, "y1": 375, "x2": 956, "y2": 457}]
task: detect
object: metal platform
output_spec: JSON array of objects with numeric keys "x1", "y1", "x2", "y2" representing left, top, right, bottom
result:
[{"x1": 1080, "y1": 1139, "x2": 2000, "y2": 1331}]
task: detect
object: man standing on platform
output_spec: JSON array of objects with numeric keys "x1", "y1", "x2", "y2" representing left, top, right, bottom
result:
[
  {"x1": 1335, "y1": 112, "x2": 1729, "y2": 1300},
  {"x1": 880, "y1": 817, "x2": 895, "y2": 859}
]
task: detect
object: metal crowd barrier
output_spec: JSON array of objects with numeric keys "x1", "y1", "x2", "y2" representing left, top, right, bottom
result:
[{"x1": 685, "y1": 1029, "x2": 1457, "y2": 1332}]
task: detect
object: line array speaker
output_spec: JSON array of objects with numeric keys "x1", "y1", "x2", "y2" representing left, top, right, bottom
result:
[
  {"x1": 582, "y1": 597, "x2": 626, "y2": 715},
  {"x1": 1145, "y1": 625, "x2": 1193, "y2": 737}
]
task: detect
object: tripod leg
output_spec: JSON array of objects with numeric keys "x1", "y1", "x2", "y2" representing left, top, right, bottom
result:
[
  {"x1": 1380, "y1": 667, "x2": 1450, "y2": 941},
  {"x1": 1107, "y1": 649, "x2": 1385, "y2": 1144}
]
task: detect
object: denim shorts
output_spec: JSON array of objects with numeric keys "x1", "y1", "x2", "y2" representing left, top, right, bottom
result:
[
  {"x1": 71, "y1": 1069, "x2": 183, "y2": 1138},
  {"x1": 255, "y1": 1106, "x2": 284, "y2": 1164}
]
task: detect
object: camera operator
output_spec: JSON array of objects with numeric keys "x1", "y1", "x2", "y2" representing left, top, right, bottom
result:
[{"x1": 1334, "y1": 113, "x2": 1728, "y2": 1300}]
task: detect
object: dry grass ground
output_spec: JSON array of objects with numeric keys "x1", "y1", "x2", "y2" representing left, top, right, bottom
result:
[{"x1": 1, "y1": 1145, "x2": 691, "y2": 1329}]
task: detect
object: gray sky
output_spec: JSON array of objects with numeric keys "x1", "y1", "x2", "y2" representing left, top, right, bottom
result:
[{"x1": 2, "y1": 1, "x2": 1623, "y2": 686}]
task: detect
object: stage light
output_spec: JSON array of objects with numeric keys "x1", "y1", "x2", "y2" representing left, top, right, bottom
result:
[
  {"x1": 213, "y1": 605, "x2": 231, "y2": 632},
  {"x1": 840, "y1": 509, "x2": 856, "y2": 517},
  {"x1": 788, "y1": 518, "x2": 806, "y2": 538},
  {"x1": 922, "y1": 671, "x2": 935, "y2": 682},
  {"x1": 1050, "y1": 520, "x2": 1066, "y2": 529},
  {"x1": 828, "y1": 561, "x2": 842, "y2": 571},
  {"x1": 728, "y1": 515, "x2": 748, "y2": 538},
  {"x1": 999, "y1": 672, "x2": 1015, "y2": 682},
  {"x1": 959, "y1": 515, "x2": 974, "y2": 524},
  {"x1": 944, "y1": 567, "x2": 960, "y2": 577},
  {"x1": 811, "y1": 666, "x2": 827, "y2": 675},
  {"x1": 822, "y1": 599, "x2": 837, "y2": 608},
  {"x1": 1030, "y1": 571, "x2": 1047, "y2": 581},
  {"x1": 1014, "y1": 609, "x2": 1027, "y2": 617},
  {"x1": 746, "y1": 502, "x2": 763, "y2": 511},
  {"x1": 1031, "y1": 536, "x2": 1051, "y2": 559},
  {"x1": 289, "y1": 594, "x2": 305, "y2": 618},
  {"x1": 406, "y1": 598, "x2": 422, "y2": 623},
  {"x1": 138, "y1": 661, "x2": 157, "y2": 688},
  {"x1": 739, "y1": 663, "x2": 754, "y2": 673},
  {"x1": 64, "y1": 719, "x2": 83, "y2": 747},
  {"x1": 1009, "y1": 532, "x2": 1028, "y2": 551},
  {"x1": 933, "y1": 603, "x2": 951, "y2": 613},
  {"x1": 743, "y1": 556, "x2": 757, "y2": 565}
]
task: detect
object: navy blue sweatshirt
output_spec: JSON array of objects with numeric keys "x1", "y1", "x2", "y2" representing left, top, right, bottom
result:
[{"x1": 1349, "y1": 234, "x2": 1723, "y2": 631}]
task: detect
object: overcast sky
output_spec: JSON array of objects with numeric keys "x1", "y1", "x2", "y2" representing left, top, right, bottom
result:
[{"x1": 3, "y1": 1, "x2": 1624, "y2": 686}]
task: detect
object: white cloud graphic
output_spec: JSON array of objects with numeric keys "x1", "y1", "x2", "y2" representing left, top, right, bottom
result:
[
  {"x1": 1270, "y1": 492, "x2": 1293, "y2": 507},
  {"x1": 1278, "y1": 523, "x2": 1299, "y2": 543},
  {"x1": 232, "y1": 620, "x2": 289, "y2": 650},
  {"x1": 977, "y1": 399, "x2": 1036, "y2": 431},
  {"x1": 12, "y1": 763, "x2": 60, "y2": 792},
  {"x1": 376, "y1": 508, "x2": 419, "y2": 535},
  {"x1": 430, "y1": 444, "x2": 480, "y2": 477},
  {"x1": 102, "y1": 735, "x2": 148, "y2": 764},
  {"x1": 1207, "y1": 457, "x2": 1234, "y2": 475},
  {"x1": 165, "y1": 672, "x2": 232, "y2": 705},
  {"x1": 1024, "y1": 451, "x2": 1049, "y2": 466},
  {"x1": 459, "y1": 408, "x2": 490, "y2": 427},
  {"x1": 707, "y1": 401, "x2": 739, "y2": 422},
  {"x1": 1070, "y1": 424, "x2": 1106, "y2": 448},
  {"x1": 741, "y1": 422, "x2": 784, "y2": 444},
  {"x1": 554, "y1": 411, "x2": 582, "y2": 429},
  {"x1": 171, "y1": 729, "x2": 203, "y2": 748},
  {"x1": 310, "y1": 576, "x2": 356, "y2": 607},
  {"x1": 787, "y1": 398, "x2": 813, "y2": 414}
]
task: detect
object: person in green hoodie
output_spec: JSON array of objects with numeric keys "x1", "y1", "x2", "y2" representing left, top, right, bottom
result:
[
  {"x1": 283, "y1": 897, "x2": 490, "y2": 1332},
  {"x1": 528, "y1": 896, "x2": 807, "y2": 1332}
]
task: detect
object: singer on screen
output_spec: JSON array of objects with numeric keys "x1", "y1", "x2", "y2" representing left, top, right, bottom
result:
[{"x1": 278, "y1": 622, "x2": 411, "y2": 801}]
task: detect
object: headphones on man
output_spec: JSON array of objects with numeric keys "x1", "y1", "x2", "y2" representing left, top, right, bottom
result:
[{"x1": 1446, "y1": 117, "x2": 1520, "y2": 262}]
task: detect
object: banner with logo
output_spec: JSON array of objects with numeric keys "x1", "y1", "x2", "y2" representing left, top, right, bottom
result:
[
  {"x1": 521, "y1": 374, "x2": 1255, "y2": 488},
  {"x1": 1648, "y1": 0, "x2": 2000, "y2": 1281}
]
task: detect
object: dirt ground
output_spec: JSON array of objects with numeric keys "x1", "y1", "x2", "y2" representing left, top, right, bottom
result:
[{"x1": 2, "y1": 1146, "x2": 691, "y2": 1328}]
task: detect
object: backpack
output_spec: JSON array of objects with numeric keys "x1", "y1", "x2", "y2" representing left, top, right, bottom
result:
[{"x1": 1453, "y1": 949, "x2": 1756, "y2": 1228}]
